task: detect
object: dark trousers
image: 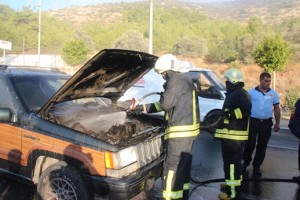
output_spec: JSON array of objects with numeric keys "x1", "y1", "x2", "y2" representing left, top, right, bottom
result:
[
  {"x1": 298, "y1": 140, "x2": 300, "y2": 171},
  {"x1": 243, "y1": 118, "x2": 273, "y2": 167},
  {"x1": 162, "y1": 137, "x2": 195, "y2": 200},
  {"x1": 221, "y1": 140, "x2": 245, "y2": 181}
]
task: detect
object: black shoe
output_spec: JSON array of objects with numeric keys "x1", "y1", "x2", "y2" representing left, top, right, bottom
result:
[
  {"x1": 220, "y1": 183, "x2": 230, "y2": 193},
  {"x1": 253, "y1": 167, "x2": 262, "y2": 176}
]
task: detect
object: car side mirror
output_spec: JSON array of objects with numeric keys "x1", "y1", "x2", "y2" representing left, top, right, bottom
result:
[{"x1": 0, "y1": 108, "x2": 17, "y2": 123}]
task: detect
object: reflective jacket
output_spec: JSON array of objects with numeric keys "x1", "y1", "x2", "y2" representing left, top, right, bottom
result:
[
  {"x1": 215, "y1": 83, "x2": 252, "y2": 141},
  {"x1": 145, "y1": 70, "x2": 200, "y2": 140}
]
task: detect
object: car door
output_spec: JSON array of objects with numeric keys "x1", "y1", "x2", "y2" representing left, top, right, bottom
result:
[{"x1": 0, "y1": 76, "x2": 22, "y2": 172}]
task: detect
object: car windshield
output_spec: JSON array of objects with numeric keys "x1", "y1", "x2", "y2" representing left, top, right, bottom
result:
[
  {"x1": 203, "y1": 71, "x2": 226, "y2": 91},
  {"x1": 10, "y1": 75, "x2": 69, "y2": 112}
]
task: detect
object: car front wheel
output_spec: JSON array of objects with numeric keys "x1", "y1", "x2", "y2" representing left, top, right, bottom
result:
[{"x1": 37, "y1": 162, "x2": 90, "y2": 200}]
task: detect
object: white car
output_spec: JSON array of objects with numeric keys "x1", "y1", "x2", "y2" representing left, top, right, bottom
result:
[{"x1": 119, "y1": 67, "x2": 226, "y2": 133}]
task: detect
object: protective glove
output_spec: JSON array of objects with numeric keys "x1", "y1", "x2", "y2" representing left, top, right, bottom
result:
[
  {"x1": 127, "y1": 98, "x2": 145, "y2": 114},
  {"x1": 163, "y1": 83, "x2": 167, "y2": 90}
]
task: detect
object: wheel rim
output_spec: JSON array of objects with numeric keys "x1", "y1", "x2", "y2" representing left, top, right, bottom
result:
[{"x1": 45, "y1": 177, "x2": 77, "y2": 200}]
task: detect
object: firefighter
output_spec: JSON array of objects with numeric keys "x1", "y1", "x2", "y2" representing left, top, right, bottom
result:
[
  {"x1": 215, "y1": 68, "x2": 252, "y2": 200},
  {"x1": 130, "y1": 54, "x2": 200, "y2": 200}
]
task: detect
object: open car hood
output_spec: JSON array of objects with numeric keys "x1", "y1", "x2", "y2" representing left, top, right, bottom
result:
[{"x1": 39, "y1": 49, "x2": 158, "y2": 116}]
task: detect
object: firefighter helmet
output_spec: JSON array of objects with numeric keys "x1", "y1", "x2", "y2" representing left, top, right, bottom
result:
[
  {"x1": 224, "y1": 68, "x2": 244, "y2": 84},
  {"x1": 154, "y1": 54, "x2": 178, "y2": 74}
]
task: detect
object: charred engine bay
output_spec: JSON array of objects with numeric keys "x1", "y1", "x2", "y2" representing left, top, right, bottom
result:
[
  {"x1": 71, "y1": 113, "x2": 163, "y2": 146},
  {"x1": 47, "y1": 99, "x2": 164, "y2": 146}
]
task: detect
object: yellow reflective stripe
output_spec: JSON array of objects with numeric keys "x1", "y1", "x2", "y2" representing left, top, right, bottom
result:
[
  {"x1": 224, "y1": 118, "x2": 229, "y2": 124},
  {"x1": 234, "y1": 108, "x2": 242, "y2": 119},
  {"x1": 162, "y1": 191, "x2": 183, "y2": 199},
  {"x1": 143, "y1": 104, "x2": 146, "y2": 112},
  {"x1": 247, "y1": 118, "x2": 249, "y2": 131},
  {"x1": 215, "y1": 133, "x2": 248, "y2": 140},
  {"x1": 225, "y1": 164, "x2": 241, "y2": 199},
  {"x1": 215, "y1": 129, "x2": 248, "y2": 135},
  {"x1": 165, "y1": 124, "x2": 199, "y2": 140},
  {"x1": 230, "y1": 164, "x2": 234, "y2": 182},
  {"x1": 154, "y1": 102, "x2": 162, "y2": 112},
  {"x1": 225, "y1": 179, "x2": 241, "y2": 186},
  {"x1": 166, "y1": 170, "x2": 174, "y2": 193},
  {"x1": 166, "y1": 124, "x2": 200, "y2": 133},
  {"x1": 164, "y1": 129, "x2": 199, "y2": 140},
  {"x1": 193, "y1": 91, "x2": 196, "y2": 125},
  {"x1": 163, "y1": 170, "x2": 183, "y2": 199},
  {"x1": 165, "y1": 113, "x2": 169, "y2": 121},
  {"x1": 183, "y1": 183, "x2": 190, "y2": 190}
]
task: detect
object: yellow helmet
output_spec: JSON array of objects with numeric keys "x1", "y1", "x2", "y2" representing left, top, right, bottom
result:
[{"x1": 224, "y1": 68, "x2": 244, "y2": 84}]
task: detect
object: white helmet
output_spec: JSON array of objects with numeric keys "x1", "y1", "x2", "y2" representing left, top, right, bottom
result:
[
  {"x1": 154, "y1": 54, "x2": 178, "y2": 74},
  {"x1": 176, "y1": 60, "x2": 195, "y2": 73}
]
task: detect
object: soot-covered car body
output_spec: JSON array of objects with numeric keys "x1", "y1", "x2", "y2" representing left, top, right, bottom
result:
[{"x1": 0, "y1": 49, "x2": 165, "y2": 200}]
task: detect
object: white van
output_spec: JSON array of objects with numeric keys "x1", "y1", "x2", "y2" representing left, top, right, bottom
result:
[{"x1": 119, "y1": 68, "x2": 226, "y2": 133}]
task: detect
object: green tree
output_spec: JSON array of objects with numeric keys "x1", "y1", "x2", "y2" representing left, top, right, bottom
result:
[
  {"x1": 173, "y1": 36, "x2": 208, "y2": 57},
  {"x1": 112, "y1": 30, "x2": 148, "y2": 52},
  {"x1": 253, "y1": 35, "x2": 292, "y2": 90},
  {"x1": 208, "y1": 38, "x2": 239, "y2": 63},
  {"x1": 248, "y1": 17, "x2": 263, "y2": 35},
  {"x1": 238, "y1": 34, "x2": 255, "y2": 64},
  {"x1": 253, "y1": 35, "x2": 292, "y2": 72},
  {"x1": 61, "y1": 40, "x2": 89, "y2": 67},
  {"x1": 284, "y1": 89, "x2": 299, "y2": 113}
]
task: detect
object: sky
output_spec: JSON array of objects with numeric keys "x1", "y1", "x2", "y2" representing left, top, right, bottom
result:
[{"x1": 0, "y1": 0, "x2": 234, "y2": 11}]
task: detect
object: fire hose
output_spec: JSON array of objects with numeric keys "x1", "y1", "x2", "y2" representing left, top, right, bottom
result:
[
  {"x1": 189, "y1": 176, "x2": 299, "y2": 196},
  {"x1": 126, "y1": 91, "x2": 223, "y2": 129}
]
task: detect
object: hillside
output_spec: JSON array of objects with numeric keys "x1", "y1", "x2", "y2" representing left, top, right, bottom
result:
[
  {"x1": 46, "y1": 0, "x2": 300, "y2": 101},
  {"x1": 47, "y1": 3, "x2": 125, "y2": 27},
  {"x1": 180, "y1": 57, "x2": 300, "y2": 98},
  {"x1": 198, "y1": 0, "x2": 300, "y2": 24},
  {"x1": 47, "y1": 0, "x2": 300, "y2": 26}
]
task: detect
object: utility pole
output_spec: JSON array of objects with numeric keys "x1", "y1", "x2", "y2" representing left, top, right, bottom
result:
[
  {"x1": 37, "y1": 0, "x2": 42, "y2": 66},
  {"x1": 149, "y1": 0, "x2": 153, "y2": 54},
  {"x1": 30, "y1": 0, "x2": 42, "y2": 66}
]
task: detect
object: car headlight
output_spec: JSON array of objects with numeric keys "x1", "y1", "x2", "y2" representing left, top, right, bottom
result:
[{"x1": 105, "y1": 146, "x2": 139, "y2": 178}]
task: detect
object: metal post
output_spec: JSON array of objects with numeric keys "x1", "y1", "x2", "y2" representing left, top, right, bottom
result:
[
  {"x1": 37, "y1": 0, "x2": 41, "y2": 66},
  {"x1": 2, "y1": 49, "x2": 5, "y2": 64},
  {"x1": 149, "y1": 0, "x2": 153, "y2": 54}
]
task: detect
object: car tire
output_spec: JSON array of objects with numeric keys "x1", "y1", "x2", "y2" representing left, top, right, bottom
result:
[
  {"x1": 202, "y1": 110, "x2": 222, "y2": 134},
  {"x1": 37, "y1": 162, "x2": 90, "y2": 200}
]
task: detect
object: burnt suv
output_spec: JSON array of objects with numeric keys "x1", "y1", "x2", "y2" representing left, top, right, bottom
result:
[{"x1": 0, "y1": 49, "x2": 165, "y2": 200}]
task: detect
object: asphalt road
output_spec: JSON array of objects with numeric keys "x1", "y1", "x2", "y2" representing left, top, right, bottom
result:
[
  {"x1": 188, "y1": 129, "x2": 299, "y2": 200},
  {"x1": 143, "y1": 118, "x2": 300, "y2": 200}
]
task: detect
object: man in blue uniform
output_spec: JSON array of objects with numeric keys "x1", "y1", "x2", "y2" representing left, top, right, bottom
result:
[{"x1": 243, "y1": 72, "x2": 281, "y2": 176}]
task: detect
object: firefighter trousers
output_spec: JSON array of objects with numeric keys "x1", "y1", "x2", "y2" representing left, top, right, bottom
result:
[
  {"x1": 162, "y1": 137, "x2": 195, "y2": 200},
  {"x1": 221, "y1": 139, "x2": 245, "y2": 198}
]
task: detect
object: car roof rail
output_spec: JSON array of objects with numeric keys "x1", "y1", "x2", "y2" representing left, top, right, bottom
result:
[
  {"x1": 7, "y1": 65, "x2": 64, "y2": 72},
  {"x1": 0, "y1": 65, "x2": 9, "y2": 70}
]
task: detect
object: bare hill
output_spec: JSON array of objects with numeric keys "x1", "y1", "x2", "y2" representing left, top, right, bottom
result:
[
  {"x1": 47, "y1": 3, "x2": 125, "y2": 27},
  {"x1": 47, "y1": 0, "x2": 300, "y2": 26},
  {"x1": 198, "y1": 0, "x2": 300, "y2": 24}
]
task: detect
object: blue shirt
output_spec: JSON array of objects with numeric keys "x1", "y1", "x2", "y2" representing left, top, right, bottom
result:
[{"x1": 248, "y1": 86, "x2": 280, "y2": 119}]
